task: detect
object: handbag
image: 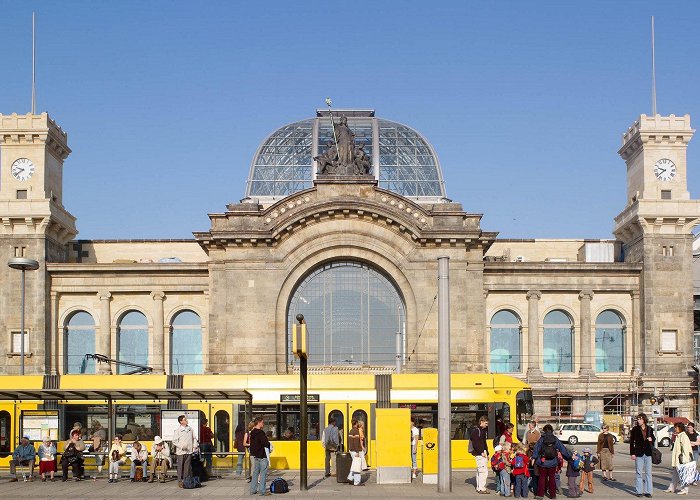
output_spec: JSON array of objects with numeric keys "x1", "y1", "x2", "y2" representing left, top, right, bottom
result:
[{"x1": 651, "y1": 447, "x2": 662, "y2": 465}]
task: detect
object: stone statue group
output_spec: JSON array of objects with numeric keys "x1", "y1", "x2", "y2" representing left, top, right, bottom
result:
[{"x1": 315, "y1": 115, "x2": 372, "y2": 176}]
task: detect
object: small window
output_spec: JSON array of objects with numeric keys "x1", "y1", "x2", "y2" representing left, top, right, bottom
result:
[
  {"x1": 16, "y1": 190, "x2": 27, "y2": 199},
  {"x1": 660, "y1": 329, "x2": 678, "y2": 352},
  {"x1": 10, "y1": 331, "x2": 29, "y2": 354},
  {"x1": 550, "y1": 396, "x2": 573, "y2": 416},
  {"x1": 661, "y1": 190, "x2": 672, "y2": 200}
]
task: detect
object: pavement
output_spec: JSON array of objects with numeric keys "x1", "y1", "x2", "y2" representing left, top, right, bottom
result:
[{"x1": 0, "y1": 449, "x2": 695, "y2": 499}]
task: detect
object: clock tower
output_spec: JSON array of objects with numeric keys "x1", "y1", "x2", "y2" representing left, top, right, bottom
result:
[
  {"x1": 614, "y1": 114, "x2": 700, "y2": 381},
  {"x1": 0, "y1": 112, "x2": 77, "y2": 374}
]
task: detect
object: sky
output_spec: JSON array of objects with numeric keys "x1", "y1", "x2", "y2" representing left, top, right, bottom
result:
[{"x1": 2, "y1": 0, "x2": 700, "y2": 240}]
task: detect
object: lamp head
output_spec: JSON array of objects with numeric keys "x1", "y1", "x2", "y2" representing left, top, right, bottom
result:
[
  {"x1": 8, "y1": 257, "x2": 40, "y2": 271},
  {"x1": 296, "y1": 314, "x2": 304, "y2": 324}
]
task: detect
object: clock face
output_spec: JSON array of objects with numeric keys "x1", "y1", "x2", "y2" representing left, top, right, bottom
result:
[
  {"x1": 11, "y1": 158, "x2": 35, "y2": 181},
  {"x1": 654, "y1": 158, "x2": 676, "y2": 181}
]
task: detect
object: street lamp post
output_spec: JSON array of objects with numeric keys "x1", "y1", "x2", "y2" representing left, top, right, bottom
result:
[{"x1": 8, "y1": 257, "x2": 40, "y2": 375}]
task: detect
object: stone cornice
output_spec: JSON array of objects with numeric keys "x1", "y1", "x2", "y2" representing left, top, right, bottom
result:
[
  {"x1": 195, "y1": 183, "x2": 496, "y2": 252},
  {"x1": 0, "y1": 112, "x2": 71, "y2": 160},
  {"x1": 618, "y1": 114, "x2": 694, "y2": 161}
]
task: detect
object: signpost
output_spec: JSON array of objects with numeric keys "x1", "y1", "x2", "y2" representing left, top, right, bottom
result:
[{"x1": 292, "y1": 314, "x2": 308, "y2": 491}]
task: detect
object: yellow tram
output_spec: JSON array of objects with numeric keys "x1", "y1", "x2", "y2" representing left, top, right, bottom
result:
[{"x1": 0, "y1": 373, "x2": 533, "y2": 471}]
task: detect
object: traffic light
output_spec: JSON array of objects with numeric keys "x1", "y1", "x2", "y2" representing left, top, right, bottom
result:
[{"x1": 649, "y1": 396, "x2": 657, "y2": 405}]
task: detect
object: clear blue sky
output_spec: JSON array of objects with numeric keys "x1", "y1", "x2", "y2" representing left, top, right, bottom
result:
[{"x1": 2, "y1": 0, "x2": 700, "y2": 240}]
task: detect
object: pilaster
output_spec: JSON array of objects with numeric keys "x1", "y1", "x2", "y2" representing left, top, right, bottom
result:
[
  {"x1": 526, "y1": 290, "x2": 542, "y2": 378},
  {"x1": 578, "y1": 290, "x2": 594, "y2": 375},
  {"x1": 97, "y1": 291, "x2": 112, "y2": 374}
]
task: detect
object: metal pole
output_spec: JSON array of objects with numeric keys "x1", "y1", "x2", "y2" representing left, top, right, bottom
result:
[
  {"x1": 20, "y1": 268, "x2": 26, "y2": 376},
  {"x1": 300, "y1": 354, "x2": 308, "y2": 490},
  {"x1": 437, "y1": 256, "x2": 451, "y2": 493},
  {"x1": 396, "y1": 331, "x2": 402, "y2": 373}
]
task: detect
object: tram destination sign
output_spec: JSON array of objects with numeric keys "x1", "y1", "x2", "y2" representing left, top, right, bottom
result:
[{"x1": 280, "y1": 394, "x2": 320, "y2": 403}]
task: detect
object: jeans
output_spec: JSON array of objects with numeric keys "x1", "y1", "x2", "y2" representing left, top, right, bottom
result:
[
  {"x1": 475, "y1": 455, "x2": 488, "y2": 491},
  {"x1": 499, "y1": 469, "x2": 511, "y2": 496},
  {"x1": 514, "y1": 474, "x2": 528, "y2": 497},
  {"x1": 251, "y1": 457, "x2": 269, "y2": 495},
  {"x1": 567, "y1": 476, "x2": 579, "y2": 497},
  {"x1": 235, "y1": 451, "x2": 244, "y2": 475},
  {"x1": 200, "y1": 443, "x2": 214, "y2": 472},
  {"x1": 108, "y1": 460, "x2": 124, "y2": 479},
  {"x1": 130, "y1": 460, "x2": 147, "y2": 479},
  {"x1": 634, "y1": 455, "x2": 653, "y2": 495}
]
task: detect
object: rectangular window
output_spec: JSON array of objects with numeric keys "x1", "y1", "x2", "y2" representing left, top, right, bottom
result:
[
  {"x1": 115, "y1": 405, "x2": 162, "y2": 440},
  {"x1": 62, "y1": 404, "x2": 109, "y2": 440},
  {"x1": 661, "y1": 190, "x2": 672, "y2": 200},
  {"x1": 279, "y1": 404, "x2": 320, "y2": 441},
  {"x1": 664, "y1": 407, "x2": 678, "y2": 418},
  {"x1": 238, "y1": 405, "x2": 279, "y2": 440},
  {"x1": 10, "y1": 330, "x2": 29, "y2": 354},
  {"x1": 397, "y1": 402, "x2": 504, "y2": 441},
  {"x1": 660, "y1": 330, "x2": 678, "y2": 352},
  {"x1": 16, "y1": 190, "x2": 27, "y2": 199},
  {"x1": 550, "y1": 396, "x2": 573, "y2": 417},
  {"x1": 603, "y1": 395, "x2": 625, "y2": 415}
]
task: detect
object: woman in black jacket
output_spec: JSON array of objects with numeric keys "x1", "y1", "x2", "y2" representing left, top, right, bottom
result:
[{"x1": 629, "y1": 413, "x2": 655, "y2": 498}]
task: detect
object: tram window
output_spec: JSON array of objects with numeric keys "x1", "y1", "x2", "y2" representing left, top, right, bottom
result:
[
  {"x1": 115, "y1": 405, "x2": 161, "y2": 441},
  {"x1": 329, "y1": 410, "x2": 344, "y2": 433},
  {"x1": 0, "y1": 410, "x2": 11, "y2": 457},
  {"x1": 516, "y1": 390, "x2": 534, "y2": 441},
  {"x1": 63, "y1": 405, "x2": 108, "y2": 440},
  {"x1": 214, "y1": 410, "x2": 230, "y2": 453},
  {"x1": 399, "y1": 403, "x2": 490, "y2": 440},
  {"x1": 239, "y1": 405, "x2": 278, "y2": 440},
  {"x1": 280, "y1": 405, "x2": 320, "y2": 440},
  {"x1": 494, "y1": 403, "x2": 511, "y2": 437}
]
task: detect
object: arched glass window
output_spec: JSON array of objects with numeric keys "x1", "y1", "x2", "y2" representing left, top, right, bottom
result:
[
  {"x1": 65, "y1": 311, "x2": 96, "y2": 374},
  {"x1": 171, "y1": 310, "x2": 203, "y2": 374},
  {"x1": 489, "y1": 310, "x2": 521, "y2": 373},
  {"x1": 543, "y1": 310, "x2": 574, "y2": 373},
  {"x1": 117, "y1": 311, "x2": 148, "y2": 374},
  {"x1": 287, "y1": 261, "x2": 406, "y2": 366},
  {"x1": 595, "y1": 310, "x2": 625, "y2": 373}
]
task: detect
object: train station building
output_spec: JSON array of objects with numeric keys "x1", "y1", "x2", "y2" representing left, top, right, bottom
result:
[{"x1": 1, "y1": 107, "x2": 699, "y2": 421}]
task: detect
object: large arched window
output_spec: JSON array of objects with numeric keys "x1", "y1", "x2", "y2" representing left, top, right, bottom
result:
[
  {"x1": 287, "y1": 261, "x2": 406, "y2": 366},
  {"x1": 595, "y1": 310, "x2": 625, "y2": 373},
  {"x1": 489, "y1": 310, "x2": 521, "y2": 373},
  {"x1": 171, "y1": 310, "x2": 203, "y2": 374},
  {"x1": 543, "y1": 310, "x2": 574, "y2": 373},
  {"x1": 117, "y1": 311, "x2": 148, "y2": 373},
  {"x1": 65, "y1": 311, "x2": 96, "y2": 374}
]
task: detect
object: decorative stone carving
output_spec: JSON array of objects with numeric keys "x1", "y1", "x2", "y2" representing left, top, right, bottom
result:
[{"x1": 314, "y1": 114, "x2": 372, "y2": 176}]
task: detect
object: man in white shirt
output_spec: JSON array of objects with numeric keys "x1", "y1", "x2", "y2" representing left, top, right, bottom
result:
[
  {"x1": 172, "y1": 415, "x2": 198, "y2": 488},
  {"x1": 411, "y1": 418, "x2": 420, "y2": 480}
]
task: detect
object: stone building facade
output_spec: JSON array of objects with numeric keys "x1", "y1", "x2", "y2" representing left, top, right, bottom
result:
[{"x1": 1, "y1": 109, "x2": 698, "y2": 420}]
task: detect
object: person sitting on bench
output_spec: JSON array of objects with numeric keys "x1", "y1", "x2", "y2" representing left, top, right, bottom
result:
[{"x1": 10, "y1": 435, "x2": 36, "y2": 482}]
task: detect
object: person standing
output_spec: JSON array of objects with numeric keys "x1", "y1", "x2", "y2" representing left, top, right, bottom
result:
[
  {"x1": 470, "y1": 415, "x2": 490, "y2": 494},
  {"x1": 665, "y1": 422, "x2": 693, "y2": 495},
  {"x1": 526, "y1": 421, "x2": 542, "y2": 493},
  {"x1": 346, "y1": 418, "x2": 364, "y2": 486},
  {"x1": 234, "y1": 424, "x2": 246, "y2": 477},
  {"x1": 172, "y1": 414, "x2": 197, "y2": 488},
  {"x1": 629, "y1": 413, "x2": 655, "y2": 498},
  {"x1": 685, "y1": 422, "x2": 699, "y2": 463},
  {"x1": 578, "y1": 448, "x2": 598, "y2": 494},
  {"x1": 565, "y1": 450, "x2": 581, "y2": 498},
  {"x1": 38, "y1": 435, "x2": 57, "y2": 481},
  {"x1": 533, "y1": 424, "x2": 572, "y2": 500},
  {"x1": 10, "y1": 435, "x2": 36, "y2": 482},
  {"x1": 199, "y1": 417, "x2": 215, "y2": 476},
  {"x1": 411, "y1": 418, "x2": 419, "y2": 480},
  {"x1": 322, "y1": 416, "x2": 340, "y2": 478},
  {"x1": 512, "y1": 443, "x2": 531, "y2": 498},
  {"x1": 597, "y1": 425, "x2": 616, "y2": 481},
  {"x1": 249, "y1": 417, "x2": 271, "y2": 496}
]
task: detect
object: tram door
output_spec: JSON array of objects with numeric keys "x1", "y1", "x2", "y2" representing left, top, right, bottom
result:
[
  {"x1": 324, "y1": 403, "x2": 372, "y2": 465},
  {"x1": 0, "y1": 404, "x2": 14, "y2": 466}
]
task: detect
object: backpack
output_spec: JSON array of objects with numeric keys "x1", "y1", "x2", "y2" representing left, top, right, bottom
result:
[
  {"x1": 571, "y1": 457, "x2": 581, "y2": 471},
  {"x1": 323, "y1": 427, "x2": 339, "y2": 450},
  {"x1": 182, "y1": 476, "x2": 202, "y2": 489},
  {"x1": 514, "y1": 454, "x2": 525, "y2": 469},
  {"x1": 491, "y1": 453, "x2": 505, "y2": 471},
  {"x1": 541, "y1": 433, "x2": 557, "y2": 460},
  {"x1": 270, "y1": 477, "x2": 289, "y2": 494}
]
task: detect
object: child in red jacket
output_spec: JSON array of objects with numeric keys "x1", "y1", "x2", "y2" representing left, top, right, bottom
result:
[{"x1": 512, "y1": 443, "x2": 531, "y2": 498}]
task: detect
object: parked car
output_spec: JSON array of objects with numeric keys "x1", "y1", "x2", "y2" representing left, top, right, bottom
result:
[
  {"x1": 655, "y1": 423, "x2": 673, "y2": 447},
  {"x1": 557, "y1": 423, "x2": 621, "y2": 445}
]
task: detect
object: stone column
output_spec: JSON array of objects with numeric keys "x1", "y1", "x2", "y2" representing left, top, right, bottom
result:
[
  {"x1": 50, "y1": 291, "x2": 59, "y2": 375},
  {"x1": 631, "y1": 290, "x2": 641, "y2": 374},
  {"x1": 97, "y1": 291, "x2": 112, "y2": 374},
  {"x1": 151, "y1": 291, "x2": 165, "y2": 374},
  {"x1": 578, "y1": 290, "x2": 594, "y2": 375},
  {"x1": 526, "y1": 290, "x2": 542, "y2": 377}
]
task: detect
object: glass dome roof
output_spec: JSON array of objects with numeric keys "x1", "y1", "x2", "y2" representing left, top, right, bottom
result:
[{"x1": 245, "y1": 110, "x2": 446, "y2": 204}]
